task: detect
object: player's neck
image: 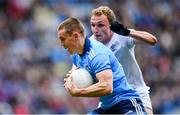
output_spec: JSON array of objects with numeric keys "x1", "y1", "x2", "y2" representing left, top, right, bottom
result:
[{"x1": 78, "y1": 37, "x2": 85, "y2": 55}]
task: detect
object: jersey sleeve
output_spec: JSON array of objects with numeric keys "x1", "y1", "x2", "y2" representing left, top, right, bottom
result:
[{"x1": 90, "y1": 54, "x2": 111, "y2": 74}]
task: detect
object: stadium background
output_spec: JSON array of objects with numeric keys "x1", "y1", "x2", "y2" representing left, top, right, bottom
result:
[{"x1": 0, "y1": 0, "x2": 179, "y2": 114}]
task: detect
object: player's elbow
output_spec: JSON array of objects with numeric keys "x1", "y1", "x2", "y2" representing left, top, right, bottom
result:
[
  {"x1": 100, "y1": 82, "x2": 113, "y2": 95},
  {"x1": 105, "y1": 83, "x2": 113, "y2": 95},
  {"x1": 106, "y1": 87, "x2": 113, "y2": 95},
  {"x1": 150, "y1": 36, "x2": 158, "y2": 45}
]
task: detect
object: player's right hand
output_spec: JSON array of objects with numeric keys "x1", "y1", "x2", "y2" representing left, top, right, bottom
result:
[{"x1": 110, "y1": 21, "x2": 130, "y2": 36}]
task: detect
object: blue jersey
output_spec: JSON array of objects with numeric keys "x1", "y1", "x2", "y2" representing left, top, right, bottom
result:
[{"x1": 72, "y1": 37, "x2": 140, "y2": 109}]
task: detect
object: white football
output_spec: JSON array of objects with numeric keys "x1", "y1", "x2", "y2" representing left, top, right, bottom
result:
[{"x1": 70, "y1": 68, "x2": 93, "y2": 88}]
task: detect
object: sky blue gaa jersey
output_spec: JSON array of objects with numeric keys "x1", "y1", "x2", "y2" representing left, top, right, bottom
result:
[{"x1": 71, "y1": 37, "x2": 140, "y2": 109}]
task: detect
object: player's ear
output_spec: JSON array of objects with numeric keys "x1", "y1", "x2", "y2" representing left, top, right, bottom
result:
[{"x1": 73, "y1": 32, "x2": 79, "y2": 40}]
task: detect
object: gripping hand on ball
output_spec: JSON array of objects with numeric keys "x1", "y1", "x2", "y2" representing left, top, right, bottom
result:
[
  {"x1": 110, "y1": 21, "x2": 130, "y2": 36},
  {"x1": 64, "y1": 76, "x2": 80, "y2": 96},
  {"x1": 66, "y1": 67, "x2": 80, "y2": 78}
]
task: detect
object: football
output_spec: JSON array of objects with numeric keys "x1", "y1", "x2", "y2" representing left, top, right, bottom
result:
[{"x1": 70, "y1": 68, "x2": 93, "y2": 88}]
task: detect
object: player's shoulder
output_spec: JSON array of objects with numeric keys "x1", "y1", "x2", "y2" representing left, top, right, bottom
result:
[
  {"x1": 111, "y1": 33, "x2": 134, "y2": 47},
  {"x1": 112, "y1": 33, "x2": 130, "y2": 41}
]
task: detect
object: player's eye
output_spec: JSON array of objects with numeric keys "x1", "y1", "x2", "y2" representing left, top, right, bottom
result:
[
  {"x1": 97, "y1": 24, "x2": 104, "y2": 28},
  {"x1": 91, "y1": 23, "x2": 95, "y2": 27},
  {"x1": 59, "y1": 37, "x2": 65, "y2": 42}
]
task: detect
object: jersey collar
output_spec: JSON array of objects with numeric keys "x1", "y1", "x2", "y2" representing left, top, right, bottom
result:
[{"x1": 80, "y1": 37, "x2": 91, "y2": 56}]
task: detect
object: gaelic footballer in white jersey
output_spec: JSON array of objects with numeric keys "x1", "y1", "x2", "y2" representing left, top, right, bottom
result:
[{"x1": 90, "y1": 33, "x2": 152, "y2": 110}]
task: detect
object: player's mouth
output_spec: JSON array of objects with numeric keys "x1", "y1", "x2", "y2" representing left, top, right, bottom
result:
[{"x1": 95, "y1": 34, "x2": 102, "y2": 38}]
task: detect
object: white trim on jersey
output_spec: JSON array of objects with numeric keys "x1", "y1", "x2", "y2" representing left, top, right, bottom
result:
[
  {"x1": 88, "y1": 49, "x2": 96, "y2": 60},
  {"x1": 130, "y1": 98, "x2": 144, "y2": 115}
]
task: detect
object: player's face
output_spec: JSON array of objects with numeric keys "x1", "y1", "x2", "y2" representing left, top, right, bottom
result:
[
  {"x1": 91, "y1": 14, "x2": 112, "y2": 43},
  {"x1": 58, "y1": 29, "x2": 77, "y2": 54}
]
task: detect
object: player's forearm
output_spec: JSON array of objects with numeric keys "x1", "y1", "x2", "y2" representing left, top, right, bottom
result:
[
  {"x1": 74, "y1": 82, "x2": 113, "y2": 97},
  {"x1": 129, "y1": 29, "x2": 157, "y2": 45}
]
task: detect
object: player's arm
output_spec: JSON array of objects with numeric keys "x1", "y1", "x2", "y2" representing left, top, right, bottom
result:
[
  {"x1": 110, "y1": 21, "x2": 157, "y2": 45},
  {"x1": 64, "y1": 69, "x2": 113, "y2": 97},
  {"x1": 129, "y1": 29, "x2": 157, "y2": 45}
]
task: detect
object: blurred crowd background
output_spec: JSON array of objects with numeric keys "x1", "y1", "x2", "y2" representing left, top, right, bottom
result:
[{"x1": 0, "y1": 0, "x2": 179, "y2": 114}]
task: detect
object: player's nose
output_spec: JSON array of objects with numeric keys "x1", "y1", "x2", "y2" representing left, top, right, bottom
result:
[{"x1": 93, "y1": 27, "x2": 99, "y2": 33}]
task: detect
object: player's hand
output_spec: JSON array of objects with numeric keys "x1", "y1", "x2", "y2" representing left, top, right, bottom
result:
[
  {"x1": 66, "y1": 70, "x2": 73, "y2": 78},
  {"x1": 64, "y1": 76, "x2": 80, "y2": 96},
  {"x1": 110, "y1": 21, "x2": 130, "y2": 36},
  {"x1": 64, "y1": 76, "x2": 75, "y2": 94},
  {"x1": 66, "y1": 67, "x2": 79, "y2": 78}
]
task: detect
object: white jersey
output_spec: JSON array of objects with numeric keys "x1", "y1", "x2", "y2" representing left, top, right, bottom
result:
[{"x1": 90, "y1": 33, "x2": 152, "y2": 109}]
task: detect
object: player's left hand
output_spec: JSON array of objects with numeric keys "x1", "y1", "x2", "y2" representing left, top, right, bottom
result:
[
  {"x1": 110, "y1": 21, "x2": 130, "y2": 36},
  {"x1": 66, "y1": 67, "x2": 80, "y2": 78},
  {"x1": 64, "y1": 76, "x2": 80, "y2": 96}
]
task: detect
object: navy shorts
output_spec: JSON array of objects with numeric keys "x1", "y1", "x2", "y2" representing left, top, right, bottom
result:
[{"x1": 88, "y1": 98, "x2": 147, "y2": 114}]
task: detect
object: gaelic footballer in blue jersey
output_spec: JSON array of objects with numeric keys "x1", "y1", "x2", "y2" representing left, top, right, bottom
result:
[{"x1": 57, "y1": 17, "x2": 147, "y2": 114}]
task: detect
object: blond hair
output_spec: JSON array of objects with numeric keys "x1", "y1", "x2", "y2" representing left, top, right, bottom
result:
[
  {"x1": 91, "y1": 6, "x2": 116, "y2": 24},
  {"x1": 58, "y1": 18, "x2": 85, "y2": 37}
]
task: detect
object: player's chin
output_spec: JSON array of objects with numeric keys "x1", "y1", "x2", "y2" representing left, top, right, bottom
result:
[
  {"x1": 95, "y1": 36, "x2": 103, "y2": 42},
  {"x1": 97, "y1": 38, "x2": 106, "y2": 43},
  {"x1": 69, "y1": 49, "x2": 75, "y2": 55}
]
